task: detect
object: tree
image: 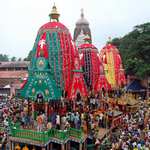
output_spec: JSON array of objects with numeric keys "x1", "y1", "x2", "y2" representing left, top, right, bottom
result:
[
  {"x1": 0, "y1": 54, "x2": 9, "y2": 61},
  {"x1": 24, "y1": 50, "x2": 32, "y2": 61},
  {"x1": 111, "y1": 22, "x2": 150, "y2": 79},
  {"x1": 18, "y1": 58, "x2": 22, "y2": 61},
  {"x1": 11, "y1": 56, "x2": 17, "y2": 61}
]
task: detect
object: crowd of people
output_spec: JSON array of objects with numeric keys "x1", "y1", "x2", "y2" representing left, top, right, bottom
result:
[
  {"x1": 0, "y1": 93, "x2": 111, "y2": 136},
  {"x1": 0, "y1": 92, "x2": 150, "y2": 150},
  {"x1": 109, "y1": 101, "x2": 150, "y2": 150},
  {"x1": 31, "y1": 93, "x2": 108, "y2": 139}
]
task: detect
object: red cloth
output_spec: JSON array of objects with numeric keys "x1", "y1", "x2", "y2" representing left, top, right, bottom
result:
[
  {"x1": 68, "y1": 54, "x2": 88, "y2": 99},
  {"x1": 36, "y1": 32, "x2": 49, "y2": 58},
  {"x1": 100, "y1": 44, "x2": 126, "y2": 87},
  {"x1": 59, "y1": 106, "x2": 67, "y2": 116},
  {"x1": 20, "y1": 79, "x2": 27, "y2": 89}
]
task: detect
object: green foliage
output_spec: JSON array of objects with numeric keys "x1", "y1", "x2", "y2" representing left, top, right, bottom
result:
[
  {"x1": 111, "y1": 22, "x2": 150, "y2": 79},
  {"x1": 11, "y1": 56, "x2": 17, "y2": 61},
  {"x1": 0, "y1": 54, "x2": 21, "y2": 62},
  {"x1": 18, "y1": 58, "x2": 22, "y2": 61},
  {"x1": 0, "y1": 54, "x2": 9, "y2": 61},
  {"x1": 24, "y1": 50, "x2": 32, "y2": 61}
]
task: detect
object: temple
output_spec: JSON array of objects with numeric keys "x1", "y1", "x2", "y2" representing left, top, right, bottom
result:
[
  {"x1": 73, "y1": 9, "x2": 92, "y2": 48},
  {"x1": 3, "y1": 4, "x2": 130, "y2": 150}
]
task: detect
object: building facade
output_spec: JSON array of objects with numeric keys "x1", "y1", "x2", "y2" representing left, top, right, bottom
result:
[{"x1": 0, "y1": 61, "x2": 29, "y2": 98}]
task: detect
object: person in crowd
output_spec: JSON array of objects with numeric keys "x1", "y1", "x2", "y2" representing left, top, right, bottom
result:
[{"x1": 37, "y1": 114, "x2": 43, "y2": 132}]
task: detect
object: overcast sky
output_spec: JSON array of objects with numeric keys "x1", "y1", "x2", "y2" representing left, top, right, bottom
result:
[{"x1": 0, "y1": 0, "x2": 150, "y2": 59}]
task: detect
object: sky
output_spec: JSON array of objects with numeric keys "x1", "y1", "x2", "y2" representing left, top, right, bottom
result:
[{"x1": 0, "y1": 0, "x2": 150, "y2": 59}]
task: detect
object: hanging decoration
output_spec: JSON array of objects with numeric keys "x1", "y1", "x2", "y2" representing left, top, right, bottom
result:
[
  {"x1": 94, "y1": 57, "x2": 111, "y2": 92},
  {"x1": 100, "y1": 44, "x2": 126, "y2": 88},
  {"x1": 79, "y1": 43, "x2": 110, "y2": 93},
  {"x1": 68, "y1": 53, "x2": 88, "y2": 99},
  {"x1": 19, "y1": 31, "x2": 62, "y2": 101}
]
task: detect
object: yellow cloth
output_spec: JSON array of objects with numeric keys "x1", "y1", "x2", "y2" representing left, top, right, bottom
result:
[
  {"x1": 22, "y1": 145, "x2": 29, "y2": 150},
  {"x1": 104, "y1": 51, "x2": 116, "y2": 87},
  {"x1": 15, "y1": 144, "x2": 21, "y2": 150},
  {"x1": 24, "y1": 107, "x2": 28, "y2": 112}
]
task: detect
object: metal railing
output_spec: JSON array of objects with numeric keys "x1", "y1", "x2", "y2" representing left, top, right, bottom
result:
[
  {"x1": 68, "y1": 128, "x2": 83, "y2": 140},
  {"x1": 10, "y1": 127, "x2": 83, "y2": 143}
]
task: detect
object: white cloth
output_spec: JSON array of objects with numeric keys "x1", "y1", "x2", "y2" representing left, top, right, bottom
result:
[{"x1": 56, "y1": 115, "x2": 60, "y2": 125}]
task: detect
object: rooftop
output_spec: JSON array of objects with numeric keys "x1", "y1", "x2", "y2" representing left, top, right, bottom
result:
[
  {"x1": 0, "y1": 61, "x2": 29, "y2": 69},
  {"x1": 0, "y1": 71, "x2": 28, "y2": 79}
]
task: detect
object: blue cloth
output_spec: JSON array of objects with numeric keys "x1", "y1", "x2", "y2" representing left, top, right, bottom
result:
[
  {"x1": 126, "y1": 80, "x2": 145, "y2": 91},
  {"x1": 51, "y1": 112, "x2": 57, "y2": 125}
]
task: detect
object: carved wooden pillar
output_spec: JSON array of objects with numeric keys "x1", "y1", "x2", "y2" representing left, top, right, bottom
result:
[
  {"x1": 47, "y1": 143, "x2": 49, "y2": 150},
  {"x1": 50, "y1": 142, "x2": 53, "y2": 150},
  {"x1": 11, "y1": 142, "x2": 14, "y2": 150},
  {"x1": 10, "y1": 141, "x2": 12, "y2": 150},
  {"x1": 32, "y1": 102, "x2": 35, "y2": 119},
  {"x1": 67, "y1": 141, "x2": 70, "y2": 150},
  {"x1": 45, "y1": 102, "x2": 49, "y2": 118},
  {"x1": 79, "y1": 143, "x2": 82, "y2": 150},
  {"x1": 42, "y1": 147, "x2": 46, "y2": 150},
  {"x1": 61, "y1": 144, "x2": 65, "y2": 150}
]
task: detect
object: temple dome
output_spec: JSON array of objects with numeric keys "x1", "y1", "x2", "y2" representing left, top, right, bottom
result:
[
  {"x1": 38, "y1": 4, "x2": 69, "y2": 33},
  {"x1": 37, "y1": 3, "x2": 69, "y2": 34},
  {"x1": 73, "y1": 9, "x2": 92, "y2": 46},
  {"x1": 76, "y1": 8, "x2": 89, "y2": 25},
  {"x1": 76, "y1": 17, "x2": 89, "y2": 25},
  {"x1": 79, "y1": 43, "x2": 98, "y2": 53},
  {"x1": 38, "y1": 21, "x2": 69, "y2": 33}
]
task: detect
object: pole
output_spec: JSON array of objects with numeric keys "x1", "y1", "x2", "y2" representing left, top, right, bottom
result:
[
  {"x1": 27, "y1": 97, "x2": 30, "y2": 116},
  {"x1": 32, "y1": 102, "x2": 35, "y2": 119},
  {"x1": 147, "y1": 77, "x2": 150, "y2": 100}
]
